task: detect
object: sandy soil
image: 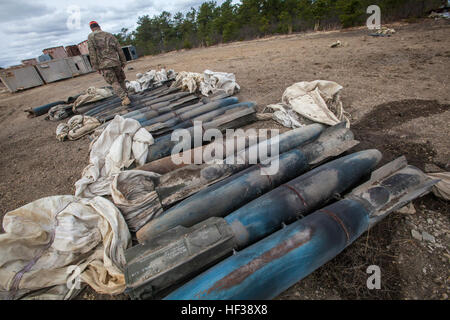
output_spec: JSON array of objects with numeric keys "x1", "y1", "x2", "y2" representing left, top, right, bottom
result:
[{"x1": 0, "y1": 19, "x2": 449, "y2": 300}]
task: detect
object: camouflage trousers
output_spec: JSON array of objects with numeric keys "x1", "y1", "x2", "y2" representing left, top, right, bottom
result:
[{"x1": 101, "y1": 66, "x2": 128, "y2": 99}]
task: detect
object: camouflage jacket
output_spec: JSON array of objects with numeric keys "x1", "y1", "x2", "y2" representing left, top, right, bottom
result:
[{"x1": 87, "y1": 30, "x2": 127, "y2": 70}]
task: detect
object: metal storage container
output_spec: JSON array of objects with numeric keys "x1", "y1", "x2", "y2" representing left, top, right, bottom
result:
[
  {"x1": 122, "y1": 45, "x2": 138, "y2": 61},
  {"x1": 38, "y1": 54, "x2": 52, "y2": 62},
  {"x1": 81, "y1": 54, "x2": 93, "y2": 72},
  {"x1": 0, "y1": 65, "x2": 44, "y2": 93},
  {"x1": 67, "y1": 55, "x2": 93, "y2": 75},
  {"x1": 35, "y1": 58, "x2": 74, "y2": 83},
  {"x1": 21, "y1": 58, "x2": 38, "y2": 66},
  {"x1": 78, "y1": 40, "x2": 89, "y2": 55},
  {"x1": 65, "y1": 45, "x2": 81, "y2": 57},
  {"x1": 42, "y1": 46, "x2": 68, "y2": 59}
]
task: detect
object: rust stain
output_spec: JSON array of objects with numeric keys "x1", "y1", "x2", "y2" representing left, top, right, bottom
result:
[
  {"x1": 206, "y1": 228, "x2": 312, "y2": 294},
  {"x1": 256, "y1": 163, "x2": 273, "y2": 186},
  {"x1": 320, "y1": 209, "x2": 350, "y2": 243},
  {"x1": 282, "y1": 184, "x2": 308, "y2": 207}
]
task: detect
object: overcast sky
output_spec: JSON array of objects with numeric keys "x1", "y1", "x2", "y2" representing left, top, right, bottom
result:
[{"x1": 0, "y1": 0, "x2": 234, "y2": 68}]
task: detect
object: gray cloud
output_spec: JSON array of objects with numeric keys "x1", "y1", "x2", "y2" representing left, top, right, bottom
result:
[
  {"x1": 0, "y1": 0, "x2": 230, "y2": 67},
  {"x1": 0, "y1": 0, "x2": 51, "y2": 22}
]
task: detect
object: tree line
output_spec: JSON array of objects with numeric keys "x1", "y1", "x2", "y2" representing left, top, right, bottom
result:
[{"x1": 114, "y1": 0, "x2": 444, "y2": 55}]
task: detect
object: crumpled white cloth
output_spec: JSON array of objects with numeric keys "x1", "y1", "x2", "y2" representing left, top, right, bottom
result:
[
  {"x1": 75, "y1": 115, "x2": 154, "y2": 198},
  {"x1": 56, "y1": 115, "x2": 101, "y2": 141},
  {"x1": 126, "y1": 69, "x2": 176, "y2": 93},
  {"x1": 260, "y1": 80, "x2": 350, "y2": 128},
  {"x1": 260, "y1": 104, "x2": 305, "y2": 128},
  {"x1": 172, "y1": 70, "x2": 240, "y2": 96},
  {"x1": 73, "y1": 87, "x2": 114, "y2": 110},
  {"x1": 172, "y1": 71, "x2": 203, "y2": 93},
  {"x1": 0, "y1": 195, "x2": 131, "y2": 300},
  {"x1": 201, "y1": 70, "x2": 240, "y2": 96},
  {"x1": 111, "y1": 170, "x2": 163, "y2": 232},
  {"x1": 47, "y1": 104, "x2": 72, "y2": 121}
]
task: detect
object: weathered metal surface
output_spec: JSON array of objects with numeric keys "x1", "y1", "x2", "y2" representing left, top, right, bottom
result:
[
  {"x1": 131, "y1": 91, "x2": 188, "y2": 111},
  {"x1": 141, "y1": 97, "x2": 239, "y2": 127},
  {"x1": 127, "y1": 149, "x2": 375, "y2": 299},
  {"x1": 125, "y1": 217, "x2": 236, "y2": 299},
  {"x1": 164, "y1": 199, "x2": 368, "y2": 300},
  {"x1": 156, "y1": 122, "x2": 322, "y2": 208},
  {"x1": 137, "y1": 132, "x2": 264, "y2": 174},
  {"x1": 124, "y1": 95, "x2": 199, "y2": 120},
  {"x1": 81, "y1": 55, "x2": 93, "y2": 72},
  {"x1": 0, "y1": 65, "x2": 44, "y2": 93},
  {"x1": 160, "y1": 102, "x2": 241, "y2": 134},
  {"x1": 35, "y1": 58, "x2": 74, "y2": 83},
  {"x1": 225, "y1": 149, "x2": 381, "y2": 248},
  {"x1": 77, "y1": 40, "x2": 89, "y2": 55},
  {"x1": 145, "y1": 106, "x2": 257, "y2": 163},
  {"x1": 42, "y1": 46, "x2": 68, "y2": 59},
  {"x1": 21, "y1": 58, "x2": 38, "y2": 66},
  {"x1": 65, "y1": 45, "x2": 81, "y2": 57},
  {"x1": 137, "y1": 124, "x2": 326, "y2": 242},
  {"x1": 147, "y1": 102, "x2": 255, "y2": 137},
  {"x1": 100, "y1": 96, "x2": 201, "y2": 123},
  {"x1": 83, "y1": 97, "x2": 122, "y2": 116},
  {"x1": 85, "y1": 85, "x2": 174, "y2": 118},
  {"x1": 24, "y1": 100, "x2": 66, "y2": 118},
  {"x1": 67, "y1": 55, "x2": 93, "y2": 75},
  {"x1": 136, "y1": 124, "x2": 355, "y2": 242},
  {"x1": 91, "y1": 89, "x2": 186, "y2": 119},
  {"x1": 122, "y1": 45, "x2": 138, "y2": 61},
  {"x1": 164, "y1": 158, "x2": 436, "y2": 300},
  {"x1": 349, "y1": 157, "x2": 439, "y2": 227}
]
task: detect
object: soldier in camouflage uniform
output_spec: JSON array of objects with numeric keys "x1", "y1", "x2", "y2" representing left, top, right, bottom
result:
[{"x1": 87, "y1": 21, "x2": 131, "y2": 105}]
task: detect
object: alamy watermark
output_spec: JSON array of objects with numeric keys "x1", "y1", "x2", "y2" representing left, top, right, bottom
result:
[
  {"x1": 367, "y1": 5, "x2": 381, "y2": 30},
  {"x1": 366, "y1": 265, "x2": 381, "y2": 290},
  {"x1": 66, "y1": 5, "x2": 81, "y2": 30}
]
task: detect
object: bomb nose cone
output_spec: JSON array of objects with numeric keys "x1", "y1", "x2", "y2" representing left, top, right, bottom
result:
[
  {"x1": 366, "y1": 149, "x2": 383, "y2": 163},
  {"x1": 343, "y1": 149, "x2": 382, "y2": 173}
]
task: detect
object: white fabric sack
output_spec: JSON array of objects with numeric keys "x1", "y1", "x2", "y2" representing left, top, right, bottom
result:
[
  {"x1": 172, "y1": 71, "x2": 204, "y2": 94},
  {"x1": 263, "y1": 81, "x2": 350, "y2": 128},
  {"x1": 262, "y1": 104, "x2": 305, "y2": 128},
  {"x1": 0, "y1": 196, "x2": 131, "y2": 300},
  {"x1": 201, "y1": 70, "x2": 240, "y2": 96},
  {"x1": 172, "y1": 70, "x2": 240, "y2": 96},
  {"x1": 282, "y1": 80, "x2": 348, "y2": 126},
  {"x1": 56, "y1": 115, "x2": 101, "y2": 141},
  {"x1": 126, "y1": 81, "x2": 142, "y2": 94},
  {"x1": 73, "y1": 87, "x2": 114, "y2": 110},
  {"x1": 111, "y1": 170, "x2": 163, "y2": 232},
  {"x1": 75, "y1": 115, "x2": 154, "y2": 198},
  {"x1": 126, "y1": 69, "x2": 176, "y2": 93}
]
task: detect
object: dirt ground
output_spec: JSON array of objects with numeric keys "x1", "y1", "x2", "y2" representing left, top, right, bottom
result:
[{"x1": 0, "y1": 19, "x2": 449, "y2": 300}]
